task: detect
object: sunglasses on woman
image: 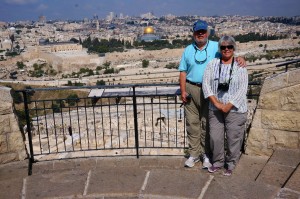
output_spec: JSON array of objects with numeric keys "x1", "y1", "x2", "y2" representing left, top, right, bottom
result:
[{"x1": 220, "y1": 45, "x2": 234, "y2": 50}]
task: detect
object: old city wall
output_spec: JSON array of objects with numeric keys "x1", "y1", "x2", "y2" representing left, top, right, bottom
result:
[
  {"x1": 246, "y1": 68, "x2": 300, "y2": 156},
  {"x1": 0, "y1": 86, "x2": 27, "y2": 164},
  {"x1": 237, "y1": 38, "x2": 300, "y2": 51},
  {"x1": 105, "y1": 48, "x2": 184, "y2": 65},
  {"x1": 104, "y1": 39, "x2": 300, "y2": 65}
]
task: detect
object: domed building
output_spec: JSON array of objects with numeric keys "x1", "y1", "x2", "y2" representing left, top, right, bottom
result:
[
  {"x1": 144, "y1": 26, "x2": 154, "y2": 34},
  {"x1": 139, "y1": 26, "x2": 160, "y2": 42}
]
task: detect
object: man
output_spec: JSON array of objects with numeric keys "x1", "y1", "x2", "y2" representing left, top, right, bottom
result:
[{"x1": 178, "y1": 20, "x2": 245, "y2": 168}]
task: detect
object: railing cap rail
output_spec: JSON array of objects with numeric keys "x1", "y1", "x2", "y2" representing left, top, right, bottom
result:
[{"x1": 276, "y1": 59, "x2": 300, "y2": 67}]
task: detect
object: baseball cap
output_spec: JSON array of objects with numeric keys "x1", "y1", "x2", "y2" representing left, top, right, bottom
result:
[{"x1": 193, "y1": 20, "x2": 208, "y2": 32}]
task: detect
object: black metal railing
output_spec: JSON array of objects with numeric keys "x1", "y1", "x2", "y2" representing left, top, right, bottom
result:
[
  {"x1": 16, "y1": 82, "x2": 261, "y2": 175},
  {"x1": 276, "y1": 59, "x2": 300, "y2": 72}
]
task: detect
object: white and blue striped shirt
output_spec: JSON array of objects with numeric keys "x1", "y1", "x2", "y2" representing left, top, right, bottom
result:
[{"x1": 203, "y1": 58, "x2": 248, "y2": 113}]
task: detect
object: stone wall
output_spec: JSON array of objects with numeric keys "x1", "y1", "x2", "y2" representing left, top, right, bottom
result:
[
  {"x1": 0, "y1": 87, "x2": 27, "y2": 164},
  {"x1": 246, "y1": 69, "x2": 300, "y2": 156}
]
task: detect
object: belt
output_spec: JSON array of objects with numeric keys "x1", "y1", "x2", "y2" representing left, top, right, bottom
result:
[{"x1": 186, "y1": 79, "x2": 202, "y2": 87}]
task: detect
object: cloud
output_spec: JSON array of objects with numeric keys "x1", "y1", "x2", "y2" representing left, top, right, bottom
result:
[{"x1": 5, "y1": 0, "x2": 37, "y2": 5}]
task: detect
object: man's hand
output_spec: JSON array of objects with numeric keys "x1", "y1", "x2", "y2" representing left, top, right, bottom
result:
[
  {"x1": 236, "y1": 56, "x2": 247, "y2": 68},
  {"x1": 181, "y1": 91, "x2": 189, "y2": 104}
]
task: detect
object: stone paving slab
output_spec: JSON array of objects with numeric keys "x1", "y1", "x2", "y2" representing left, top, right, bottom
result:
[
  {"x1": 26, "y1": 169, "x2": 88, "y2": 199},
  {"x1": 285, "y1": 165, "x2": 300, "y2": 192},
  {"x1": 269, "y1": 149, "x2": 300, "y2": 167},
  {"x1": 143, "y1": 169, "x2": 210, "y2": 198},
  {"x1": 0, "y1": 178, "x2": 24, "y2": 199},
  {"x1": 0, "y1": 160, "x2": 27, "y2": 199},
  {"x1": 88, "y1": 167, "x2": 146, "y2": 196},
  {"x1": 1, "y1": 153, "x2": 299, "y2": 199},
  {"x1": 0, "y1": 160, "x2": 28, "y2": 180},
  {"x1": 234, "y1": 154, "x2": 268, "y2": 180},
  {"x1": 205, "y1": 174, "x2": 279, "y2": 199},
  {"x1": 275, "y1": 188, "x2": 300, "y2": 199},
  {"x1": 256, "y1": 161, "x2": 295, "y2": 187}
]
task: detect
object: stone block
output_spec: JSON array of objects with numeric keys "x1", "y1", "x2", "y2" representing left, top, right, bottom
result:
[
  {"x1": 280, "y1": 85, "x2": 300, "y2": 111},
  {"x1": 0, "y1": 87, "x2": 13, "y2": 103},
  {"x1": 246, "y1": 128, "x2": 273, "y2": 156},
  {"x1": 8, "y1": 113, "x2": 22, "y2": 133},
  {"x1": 258, "y1": 91, "x2": 280, "y2": 110},
  {"x1": 269, "y1": 130, "x2": 299, "y2": 149},
  {"x1": 0, "y1": 101, "x2": 13, "y2": 115},
  {"x1": 260, "y1": 73, "x2": 288, "y2": 95},
  {"x1": 0, "y1": 115, "x2": 11, "y2": 135},
  {"x1": 0, "y1": 134, "x2": 8, "y2": 153},
  {"x1": 250, "y1": 109, "x2": 262, "y2": 128},
  {"x1": 261, "y1": 110, "x2": 300, "y2": 131},
  {"x1": 7, "y1": 132, "x2": 25, "y2": 152},
  {"x1": 0, "y1": 152, "x2": 19, "y2": 164}
]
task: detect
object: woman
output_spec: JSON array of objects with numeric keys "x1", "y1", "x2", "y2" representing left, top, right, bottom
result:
[{"x1": 202, "y1": 35, "x2": 248, "y2": 176}]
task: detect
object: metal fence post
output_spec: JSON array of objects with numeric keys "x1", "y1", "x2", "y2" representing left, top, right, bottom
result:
[
  {"x1": 132, "y1": 86, "x2": 139, "y2": 158},
  {"x1": 22, "y1": 90, "x2": 35, "y2": 175}
]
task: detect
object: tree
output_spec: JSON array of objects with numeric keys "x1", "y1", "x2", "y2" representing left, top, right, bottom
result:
[
  {"x1": 17, "y1": 61, "x2": 25, "y2": 69},
  {"x1": 142, "y1": 59, "x2": 149, "y2": 68},
  {"x1": 96, "y1": 80, "x2": 105, "y2": 85},
  {"x1": 51, "y1": 103, "x2": 60, "y2": 113},
  {"x1": 66, "y1": 93, "x2": 80, "y2": 106}
]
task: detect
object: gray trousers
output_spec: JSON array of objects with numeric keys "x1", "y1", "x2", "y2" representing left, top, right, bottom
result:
[
  {"x1": 209, "y1": 110, "x2": 247, "y2": 170},
  {"x1": 185, "y1": 83, "x2": 210, "y2": 158}
]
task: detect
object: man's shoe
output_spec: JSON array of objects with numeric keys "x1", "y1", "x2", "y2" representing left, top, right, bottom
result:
[
  {"x1": 223, "y1": 169, "x2": 232, "y2": 176},
  {"x1": 208, "y1": 165, "x2": 221, "y2": 173},
  {"x1": 184, "y1": 156, "x2": 200, "y2": 168},
  {"x1": 202, "y1": 154, "x2": 212, "y2": 169}
]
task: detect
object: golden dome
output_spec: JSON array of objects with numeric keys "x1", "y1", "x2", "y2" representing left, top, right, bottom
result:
[{"x1": 144, "y1": 26, "x2": 154, "y2": 34}]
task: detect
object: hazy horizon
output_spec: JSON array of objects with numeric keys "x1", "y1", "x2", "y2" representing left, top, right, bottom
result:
[{"x1": 0, "y1": 0, "x2": 299, "y2": 22}]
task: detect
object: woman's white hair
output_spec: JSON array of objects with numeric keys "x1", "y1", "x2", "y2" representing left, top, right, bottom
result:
[{"x1": 218, "y1": 35, "x2": 237, "y2": 52}]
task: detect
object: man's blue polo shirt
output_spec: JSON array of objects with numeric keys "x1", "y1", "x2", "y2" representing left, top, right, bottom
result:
[{"x1": 178, "y1": 40, "x2": 220, "y2": 83}]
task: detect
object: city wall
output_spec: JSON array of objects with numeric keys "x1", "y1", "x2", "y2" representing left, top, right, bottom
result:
[
  {"x1": 104, "y1": 38, "x2": 300, "y2": 65},
  {"x1": 0, "y1": 86, "x2": 27, "y2": 164},
  {"x1": 246, "y1": 68, "x2": 300, "y2": 156}
]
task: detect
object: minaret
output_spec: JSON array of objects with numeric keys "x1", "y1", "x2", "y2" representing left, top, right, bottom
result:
[{"x1": 96, "y1": 20, "x2": 99, "y2": 31}]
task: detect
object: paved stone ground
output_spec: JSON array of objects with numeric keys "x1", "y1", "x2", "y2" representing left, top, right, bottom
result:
[{"x1": 0, "y1": 149, "x2": 299, "y2": 199}]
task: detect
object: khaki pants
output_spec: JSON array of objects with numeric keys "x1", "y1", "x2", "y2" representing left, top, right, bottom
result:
[
  {"x1": 184, "y1": 82, "x2": 210, "y2": 158},
  {"x1": 209, "y1": 110, "x2": 247, "y2": 170}
]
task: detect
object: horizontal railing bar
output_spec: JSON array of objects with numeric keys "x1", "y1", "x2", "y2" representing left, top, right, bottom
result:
[{"x1": 276, "y1": 59, "x2": 300, "y2": 67}]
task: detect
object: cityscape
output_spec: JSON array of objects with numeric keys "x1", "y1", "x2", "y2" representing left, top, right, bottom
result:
[
  {"x1": 0, "y1": 12, "x2": 299, "y2": 86},
  {"x1": 0, "y1": 3, "x2": 300, "y2": 198}
]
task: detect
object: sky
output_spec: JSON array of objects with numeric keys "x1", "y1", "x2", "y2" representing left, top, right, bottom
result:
[{"x1": 0, "y1": 0, "x2": 299, "y2": 22}]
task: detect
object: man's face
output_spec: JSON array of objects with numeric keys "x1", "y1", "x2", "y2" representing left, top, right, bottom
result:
[{"x1": 193, "y1": 29, "x2": 208, "y2": 45}]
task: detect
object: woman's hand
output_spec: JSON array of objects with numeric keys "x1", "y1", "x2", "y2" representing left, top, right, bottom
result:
[{"x1": 221, "y1": 103, "x2": 233, "y2": 113}]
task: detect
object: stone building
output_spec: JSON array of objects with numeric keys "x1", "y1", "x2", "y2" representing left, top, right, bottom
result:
[{"x1": 21, "y1": 42, "x2": 104, "y2": 73}]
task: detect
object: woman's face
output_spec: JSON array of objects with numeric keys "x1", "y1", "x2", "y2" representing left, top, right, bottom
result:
[{"x1": 220, "y1": 42, "x2": 234, "y2": 59}]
